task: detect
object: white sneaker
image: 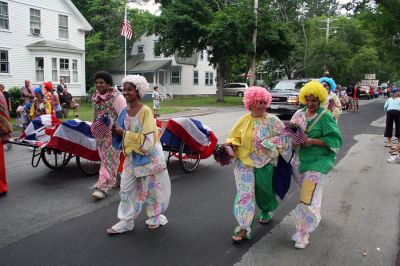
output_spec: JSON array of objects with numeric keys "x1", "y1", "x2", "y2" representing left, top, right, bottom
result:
[
  {"x1": 107, "y1": 220, "x2": 134, "y2": 234},
  {"x1": 294, "y1": 241, "x2": 308, "y2": 249},
  {"x1": 145, "y1": 214, "x2": 168, "y2": 227},
  {"x1": 27, "y1": 147, "x2": 35, "y2": 151},
  {"x1": 387, "y1": 155, "x2": 400, "y2": 163},
  {"x1": 92, "y1": 190, "x2": 106, "y2": 199}
]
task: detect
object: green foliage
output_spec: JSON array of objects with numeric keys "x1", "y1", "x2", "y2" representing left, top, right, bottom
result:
[
  {"x1": 71, "y1": 0, "x2": 155, "y2": 89},
  {"x1": 8, "y1": 86, "x2": 21, "y2": 117}
]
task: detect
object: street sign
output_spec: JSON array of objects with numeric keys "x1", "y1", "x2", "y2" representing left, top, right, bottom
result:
[
  {"x1": 365, "y1": 74, "x2": 376, "y2": 80},
  {"x1": 361, "y1": 79, "x2": 379, "y2": 87}
]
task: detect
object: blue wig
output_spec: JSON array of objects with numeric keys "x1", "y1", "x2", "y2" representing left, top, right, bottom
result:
[
  {"x1": 319, "y1": 77, "x2": 336, "y2": 92},
  {"x1": 34, "y1": 87, "x2": 44, "y2": 97}
]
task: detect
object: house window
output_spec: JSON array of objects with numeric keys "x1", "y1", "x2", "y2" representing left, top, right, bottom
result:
[
  {"x1": 154, "y1": 41, "x2": 160, "y2": 57},
  {"x1": 205, "y1": 71, "x2": 213, "y2": 86},
  {"x1": 35, "y1": 57, "x2": 44, "y2": 82},
  {"x1": 52, "y1": 58, "x2": 58, "y2": 81},
  {"x1": 59, "y1": 58, "x2": 70, "y2": 83},
  {"x1": 30, "y1": 8, "x2": 41, "y2": 35},
  {"x1": 138, "y1": 45, "x2": 144, "y2": 54},
  {"x1": 0, "y1": 50, "x2": 9, "y2": 73},
  {"x1": 207, "y1": 51, "x2": 211, "y2": 61},
  {"x1": 200, "y1": 51, "x2": 204, "y2": 61},
  {"x1": 72, "y1": 59, "x2": 78, "y2": 82},
  {"x1": 58, "y1": 15, "x2": 68, "y2": 39},
  {"x1": 171, "y1": 68, "x2": 180, "y2": 84},
  {"x1": 193, "y1": 70, "x2": 199, "y2": 85},
  {"x1": 0, "y1": 1, "x2": 9, "y2": 30}
]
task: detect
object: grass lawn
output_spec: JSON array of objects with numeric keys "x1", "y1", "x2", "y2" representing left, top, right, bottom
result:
[{"x1": 10, "y1": 96, "x2": 243, "y2": 133}]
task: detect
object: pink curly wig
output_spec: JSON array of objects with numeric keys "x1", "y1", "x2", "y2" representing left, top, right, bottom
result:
[{"x1": 243, "y1": 86, "x2": 272, "y2": 111}]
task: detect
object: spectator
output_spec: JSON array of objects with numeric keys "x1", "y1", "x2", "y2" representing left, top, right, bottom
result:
[
  {"x1": 59, "y1": 87, "x2": 80, "y2": 117},
  {"x1": 20, "y1": 80, "x2": 34, "y2": 106},
  {"x1": 384, "y1": 93, "x2": 400, "y2": 153},
  {"x1": 57, "y1": 78, "x2": 67, "y2": 95},
  {"x1": 152, "y1": 86, "x2": 161, "y2": 117},
  {"x1": 44, "y1": 82, "x2": 62, "y2": 118},
  {"x1": 29, "y1": 87, "x2": 52, "y2": 120},
  {"x1": 0, "y1": 84, "x2": 11, "y2": 112},
  {"x1": 16, "y1": 98, "x2": 29, "y2": 130},
  {"x1": 349, "y1": 84, "x2": 360, "y2": 112}
]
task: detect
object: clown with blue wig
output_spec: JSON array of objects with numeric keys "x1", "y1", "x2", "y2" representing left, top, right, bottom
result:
[{"x1": 320, "y1": 77, "x2": 342, "y2": 122}]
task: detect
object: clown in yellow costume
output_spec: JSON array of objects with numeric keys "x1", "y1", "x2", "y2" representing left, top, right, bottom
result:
[{"x1": 226, "y1": 86, "x2": 290, "y2": 243}]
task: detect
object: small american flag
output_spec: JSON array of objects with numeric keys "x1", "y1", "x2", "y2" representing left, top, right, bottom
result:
[
  {"x1": 90, "y1": 115, "x2": 112, "y2": 141},
  {"x1": 283, "y1": 122, "x2": 308, "y2": 145},
  {"x1": 121, "y1": 17, "x2": 133, "y2": 40}
]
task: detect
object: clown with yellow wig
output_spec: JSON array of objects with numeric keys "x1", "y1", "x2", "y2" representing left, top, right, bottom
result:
[
  {"x1": 226, "y1": 86, "x2": 290, "y2": 243},
  {"x1": 289, "y1": 81, "x2": 342, "y2": 249}
]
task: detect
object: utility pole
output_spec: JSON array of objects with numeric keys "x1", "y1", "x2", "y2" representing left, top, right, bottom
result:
[
  {"x1": 249, "y1": 0, "x2": 258, "y2": 86},
  {"x1": 319, "y1": 18, "x2": 338, "y2": 43}
]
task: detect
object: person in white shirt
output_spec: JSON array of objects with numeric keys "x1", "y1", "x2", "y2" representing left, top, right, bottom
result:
[{"x1": 152, "y1": 86, "x2": 161, "y2": 117}]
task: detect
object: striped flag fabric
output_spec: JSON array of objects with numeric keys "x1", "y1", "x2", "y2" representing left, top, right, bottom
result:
[
  {"x1": 90, "y1": 115, "x2": 112, "y2": 141},
  {"x1": 121, "y1": 17, "x2": 133, "y2": 40}
]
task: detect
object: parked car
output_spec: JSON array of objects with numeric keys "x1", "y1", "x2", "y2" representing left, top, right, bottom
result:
[
  {"x1": 359, "y1": 85, "x2": 373, "y2": 100},
  {"x1": 221, "y1": 83, "x2": 248, "y2": 97},
  {"x1": 268, "y1": 79, "x2": 315, "y2": 115}
]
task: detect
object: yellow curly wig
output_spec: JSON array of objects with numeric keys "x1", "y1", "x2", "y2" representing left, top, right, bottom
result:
[{"x1": 299, "y1": 81, "x2": 329, "y2": 104}]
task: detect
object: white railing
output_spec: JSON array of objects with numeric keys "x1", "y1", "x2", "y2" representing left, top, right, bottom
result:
[{"x1": 157, "y1": 83, "x2": 174, "y2": 99}]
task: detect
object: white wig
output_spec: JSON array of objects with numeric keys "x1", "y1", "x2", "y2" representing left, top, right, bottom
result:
[{"x1": 121, "y1": 75, "x2": 148, "y2": 98}]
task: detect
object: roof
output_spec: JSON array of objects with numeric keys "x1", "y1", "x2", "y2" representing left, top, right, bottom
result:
[
  {"x1": 107, "y1": 54, "x2": 145, "y2": 73},
  {"x1": 26, "y1": 40, "x2": 84, "y2": 53},
  {"x1": 65, "y1": 0, "x2": 93, "y2": 31},
  {"x1": 131, "y1": 60, "x2": 172, "y2": 72}
]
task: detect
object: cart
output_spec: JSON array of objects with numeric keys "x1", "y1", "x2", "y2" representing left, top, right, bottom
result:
[
  {"x1": 8, "y1": 115, "x2": 101, "y2": 176},
  {"x1": 160, "y1": 117, "x2": 218, "y2": 173}
]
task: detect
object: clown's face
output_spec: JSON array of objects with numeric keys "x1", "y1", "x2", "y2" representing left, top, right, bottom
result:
[{"x1": 251, "y1": 100, "x2": 268, "y2": 118}]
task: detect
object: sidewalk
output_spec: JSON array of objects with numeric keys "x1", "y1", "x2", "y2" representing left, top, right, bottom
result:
[{"x1": 236, "y1": 113, "x2": 399, "y2": 265}]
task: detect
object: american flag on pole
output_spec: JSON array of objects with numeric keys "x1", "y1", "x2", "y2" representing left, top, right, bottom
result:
[{"x1": 121, "y1": 17, "x2": 133, "y2": 40}]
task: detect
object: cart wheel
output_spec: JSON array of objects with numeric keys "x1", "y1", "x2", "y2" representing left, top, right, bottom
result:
[
  {"x1": 179, "y1": 141, "x2": 200, "y2": 173},
  {"x1": 41, "y1": 148, "x2": 72, "y2": 170},
  {"x1": 76, "y1": 156, "x2": 101, "y2": 176}
]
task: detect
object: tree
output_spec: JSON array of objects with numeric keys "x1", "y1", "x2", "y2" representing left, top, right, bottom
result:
[
  {"x1": 154, "y1": 0, "x2": 293, "y2": 101},
  {"x1": 71, "y1": 0, "x2": 155, "y2": 89}
]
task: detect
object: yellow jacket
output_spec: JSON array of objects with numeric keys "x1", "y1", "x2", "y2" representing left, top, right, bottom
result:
[
  {"x1": 226, "y1": 113, "x2": 255, "y2": 167},
  {"x1": 122, "y1": 105, "x2": 158, "y2": 156}
]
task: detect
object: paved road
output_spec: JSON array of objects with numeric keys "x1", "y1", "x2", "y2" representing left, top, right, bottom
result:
[{"x1": 0, "y1": 98, "x2": 397, "y2": 265}]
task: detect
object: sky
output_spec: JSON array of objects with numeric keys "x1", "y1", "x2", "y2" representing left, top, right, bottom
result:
[{"x1": 130, "y1": 0, "x2": 353, "y2": 15}]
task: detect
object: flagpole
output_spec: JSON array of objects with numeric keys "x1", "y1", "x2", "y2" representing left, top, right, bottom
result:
[{"x1": 124, "y1": 4, "x2": 127, "y2": 77}]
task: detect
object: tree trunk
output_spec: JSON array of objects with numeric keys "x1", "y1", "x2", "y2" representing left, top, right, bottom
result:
[{"x1": 216, "y1": 57, "x2": 229, "y2": 102}]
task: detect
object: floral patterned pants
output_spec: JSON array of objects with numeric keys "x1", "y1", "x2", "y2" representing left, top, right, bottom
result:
[
  {"x1": 233, "y1": 161, "x2": 256, "y2": 237},
  {"x1": 117, "y1": 168, "x2": 171, "y2": 226},
  {"x1": 292, "y1": 171, "x2": 326, "y2": 245},
  {"x1": 94, "y1": 137, "x2": 120, "y2": 193}
]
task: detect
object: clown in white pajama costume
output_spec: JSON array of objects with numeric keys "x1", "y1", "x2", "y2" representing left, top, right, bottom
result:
[{"x1": 109, "y1": 105, "x2": 171, "y2": 233}]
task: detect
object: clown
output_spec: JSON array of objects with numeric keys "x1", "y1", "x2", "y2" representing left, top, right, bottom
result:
[
  {"x1": 320, "y1": 77, "x2": 342, "y2": 122},
  {"x1": 107, "y1": 75, "x2": 171, "y2": 234},
  {"x1": 289, "y1": 81, "x2": 342, "y2": 249},
  {"x1": 226, "y1": 86, "x2": 289, "y2": 243},
  {"x1": 29, "y1": 87, "x2": 52, "y2": 120}
]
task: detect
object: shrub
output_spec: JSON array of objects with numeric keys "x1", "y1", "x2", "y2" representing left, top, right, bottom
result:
[{"x1": 8, "y1": 86, "x2": 20, "y2": 117}]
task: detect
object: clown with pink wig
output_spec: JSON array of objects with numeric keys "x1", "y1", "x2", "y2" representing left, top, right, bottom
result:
[{"x1": 226, "y1": 86, "x2": 289, "y2": 243}]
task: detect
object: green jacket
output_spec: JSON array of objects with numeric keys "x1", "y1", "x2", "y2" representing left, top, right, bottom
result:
[{"x1": 299, "y1": 107, "x2": 342, "y2": 174}]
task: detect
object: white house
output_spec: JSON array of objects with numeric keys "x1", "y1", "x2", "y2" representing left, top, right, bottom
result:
[
  {"x1": 0, "y1": 0, "x2": 92, "y2": 96},
  {"x1": 110, "y1": 35, "x2": 217, "y2": 97}
]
